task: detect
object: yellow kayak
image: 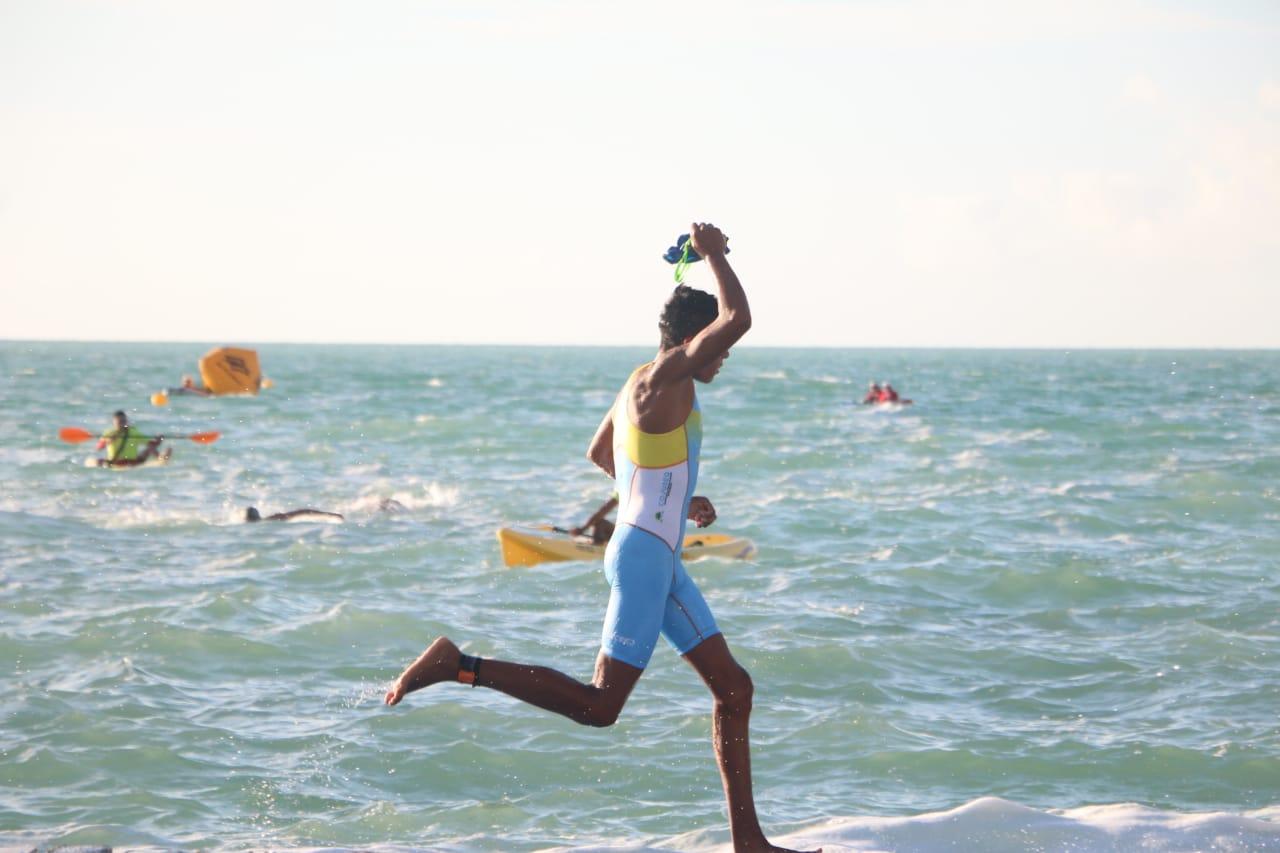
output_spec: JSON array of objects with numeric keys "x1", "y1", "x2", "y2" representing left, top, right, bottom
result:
[{"x1": 496, "y1": 525, "x2": 758, "y2": 568}]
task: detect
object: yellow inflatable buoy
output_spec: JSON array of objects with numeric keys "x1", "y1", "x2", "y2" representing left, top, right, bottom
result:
[
  {"x1": 151, "y1": 390, "x2": 170, "y2": 407},
  {"x1": 198, "y1": 347, "x2": 262, "y2": 395}
]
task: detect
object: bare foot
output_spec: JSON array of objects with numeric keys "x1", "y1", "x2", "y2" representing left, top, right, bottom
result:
[{"x1": 384, "y1": 636, "x2": 462, "y2": 705}]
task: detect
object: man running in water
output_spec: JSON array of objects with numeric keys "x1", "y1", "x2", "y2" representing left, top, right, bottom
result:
[{"x1": 385, "y1": 223, "x2": 818, "y2": 853}]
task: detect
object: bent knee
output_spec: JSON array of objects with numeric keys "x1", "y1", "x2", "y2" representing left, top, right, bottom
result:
[
  {"x1": 582, "y1": 703, "x2": 623, "y2": 728},
  {"x1": 713, "y1": 666, "x2": 753, "y2": 715},
  {"x1": 580, "y1": 686, "x2": 629, "y2": 728}
]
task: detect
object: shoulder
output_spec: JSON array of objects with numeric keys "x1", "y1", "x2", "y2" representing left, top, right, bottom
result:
[
  {"x1": 628, "y1": 368, "x2": 694, "y2": 432},
  {"x1": 617, "y1": 362, "x2": 655, "y2": 405}
]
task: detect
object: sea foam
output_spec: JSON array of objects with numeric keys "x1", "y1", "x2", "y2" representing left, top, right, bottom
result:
[{"x1": 551, "y1": 798, "x2": 1280, "y2": 853}]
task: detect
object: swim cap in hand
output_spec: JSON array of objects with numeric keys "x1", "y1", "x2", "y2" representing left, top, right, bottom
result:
[{"x1": 663, "y1": 233, "x2": 729, "y2": 283}]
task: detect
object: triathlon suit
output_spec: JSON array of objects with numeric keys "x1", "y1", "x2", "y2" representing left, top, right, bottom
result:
[{"x1": 600, "y1": 366, "x2": 720, "y2": 669}]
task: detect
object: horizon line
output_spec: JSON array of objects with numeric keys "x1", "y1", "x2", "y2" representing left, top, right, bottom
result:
[{"x1": 1, "y1": 337, "x2": 1277, "y2": 352}]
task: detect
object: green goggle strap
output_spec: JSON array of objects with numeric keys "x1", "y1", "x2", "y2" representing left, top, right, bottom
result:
[{"x1": 673, "y1": 239, "x2": 693, "y2": 284}]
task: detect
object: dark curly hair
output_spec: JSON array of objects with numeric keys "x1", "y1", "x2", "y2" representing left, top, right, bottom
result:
[{"x1": 658, "y1": 285, "x2": 718, "y2": 350}]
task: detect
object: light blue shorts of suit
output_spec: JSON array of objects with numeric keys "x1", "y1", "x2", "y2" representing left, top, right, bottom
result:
[{"x1": 600, "y1": 524, "x2": 720, "y2": 669}]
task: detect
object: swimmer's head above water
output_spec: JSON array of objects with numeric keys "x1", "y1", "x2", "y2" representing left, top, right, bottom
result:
[{"x1": 244, "y1": 507, "x2": 262, "y2": 522}]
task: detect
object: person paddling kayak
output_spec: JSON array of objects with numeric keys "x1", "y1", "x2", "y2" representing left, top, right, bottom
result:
[
  {"x1": 861, "y1": 381, "x2": 912, "y2": 406},
  {"x1": 385, "y1": 223, "x2": 819, "y2": 853},
  {"x1": 570, "y1": 493, "x2": 618, "y2": 545},
  {"x1": 94, "y1": 411, "x2": 169, "y2": 467}
]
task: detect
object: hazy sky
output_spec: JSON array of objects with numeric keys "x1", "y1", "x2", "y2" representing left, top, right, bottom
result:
[{"x1": 2, "y1": 0, "x2": 1277, "y2": 347}]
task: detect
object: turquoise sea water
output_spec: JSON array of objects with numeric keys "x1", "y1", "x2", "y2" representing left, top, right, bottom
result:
[{"x1": 2, "y1": 342, "x2": 1279, "y2": 852}]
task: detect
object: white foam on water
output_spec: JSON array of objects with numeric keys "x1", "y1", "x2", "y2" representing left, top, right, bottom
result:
[
  {"x1": 199, "y1": 551, "x2": 260, "y2": 571},
  {"x1": 975, "y1": 428, "x2": 1051, "y2": 447},
  {"x1": 93, "y1": 504, "x2": 211, "y2": 529},
  {"x1": 346, "y1": 493, "x2": 405, "y2": 514},
  {"x1": 948, "y1": 448, "x2": 984, "y2": 469},
  {"x1": 904, "y1": 425, "x2": 934, "y2": 443},
  {"x1": 533, "y1": 798, "x2": 1280, "y2": 853},
  {"x1": 860, "y1": 402, "x2": 914, "y2": 414},
  {"x1": 346, "y1": 678, "x2": 393, "y2": 710},
  {"x1": 804, "y1": 600, "x2": 865, "y2": 619},
  {"x1": 359, "y1": 481, "x2": 460, "y2": 511},
  {"x1": 0, "y1": 446, "x2": 64, "y2": 465},
  {"x1": 770, "y1": 798, "x2": 1280, "y2": 853}
]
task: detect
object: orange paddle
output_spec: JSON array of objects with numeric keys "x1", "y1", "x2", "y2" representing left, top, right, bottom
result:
[{"x1": 59, "y1": 427, "x2": 221, "y2": 444}]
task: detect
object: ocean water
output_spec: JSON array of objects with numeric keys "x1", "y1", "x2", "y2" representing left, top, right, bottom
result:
[{"x1": 1, "y1": 342, "x2": 1278, "y2": 852}]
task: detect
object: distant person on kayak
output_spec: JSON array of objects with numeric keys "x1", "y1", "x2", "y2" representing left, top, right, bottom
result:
[
  {"x1": 95, "y1": 411, "x2": 167, "y2": 467},
  {"x1": 570, "y1": 494, "x2": 618, "y2": 545},
  {"x1": 244, "y1": 507, "x2": 344, "y2": 523},
  {"x1": 862, "y1": 382, "x2": 911, "y2": 405},
  {"x1": 173, "y1": 375, "x2": 212, "y2": 397},
  {"x1": 881, "y1": 383, "x2": 911, "y2": 405},
  {"x1": 386, "y1": 222, "x2": 818, "y2": 853}
]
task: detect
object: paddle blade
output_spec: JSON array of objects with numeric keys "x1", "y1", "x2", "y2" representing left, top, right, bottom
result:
[
  {"x1": 188, "y1": 431, "x2": 221, "y2": 444},
  {"x1": 59, "y1": 427, "x2": 94, "y2": 444}
]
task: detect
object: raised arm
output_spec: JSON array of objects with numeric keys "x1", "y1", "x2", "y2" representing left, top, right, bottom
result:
[
  {"x1": 573, "y1": 494, "x2": 619, "y2": 535},
  {"x1": 649, "y1": 222, "x2": 751, "y2": 386},
  {"x1": 585, "y1": 403, "x2": 615, "y2": 479},
  {"x1": 268, "y1": 509, "x2": 345, "y2": 522}
]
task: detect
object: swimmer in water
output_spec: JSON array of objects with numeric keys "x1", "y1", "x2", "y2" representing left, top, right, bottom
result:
[{"x1": 244, "y1": 507, "x2": 344, "y2": 523}]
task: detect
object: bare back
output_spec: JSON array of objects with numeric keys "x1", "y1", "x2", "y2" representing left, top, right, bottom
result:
[{"x1": 625, "y1": 364, "x2": 697, "y2": 435}]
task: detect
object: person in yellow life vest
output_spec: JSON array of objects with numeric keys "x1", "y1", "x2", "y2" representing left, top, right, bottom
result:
[{"x1": 95, "y1": 410, "x2": 168, "y2": 467}]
